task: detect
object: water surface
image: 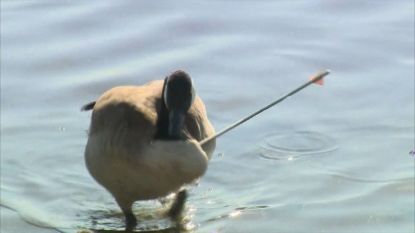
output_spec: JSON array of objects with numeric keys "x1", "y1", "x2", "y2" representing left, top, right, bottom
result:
[{"x1": 1, "y1": 1, "x2": 414, "y2": 233}]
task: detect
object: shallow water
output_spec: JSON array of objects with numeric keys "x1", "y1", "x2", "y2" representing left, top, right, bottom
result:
[{"x1": 1, "y1": 1, "x2": 414, "y2": 233}]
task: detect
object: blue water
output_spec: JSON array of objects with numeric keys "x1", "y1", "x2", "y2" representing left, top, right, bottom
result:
[{"x1": 1, "y1": 1, "x2": 414, "y2": 232}]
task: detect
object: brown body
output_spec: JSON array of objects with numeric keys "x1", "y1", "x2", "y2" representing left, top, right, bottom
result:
[{"x1": 84, "y1": 79, "x2": 215, "y2": 224}]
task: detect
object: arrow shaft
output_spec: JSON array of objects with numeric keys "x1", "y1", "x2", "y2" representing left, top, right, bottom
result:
[{"x1": 199, "y1": 70, "x2": 330, "y2": 146}]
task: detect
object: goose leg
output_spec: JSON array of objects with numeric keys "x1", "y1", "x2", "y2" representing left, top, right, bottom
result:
[
  {"x1": 124, "y1": 209, "x2": 137, "y2": 231},
  {"x1": 116, "y1": 199, "x2": 137, "y2": 231},
  {"x1": 168, "y1": 190, "x2": 187, "y2": 219}
]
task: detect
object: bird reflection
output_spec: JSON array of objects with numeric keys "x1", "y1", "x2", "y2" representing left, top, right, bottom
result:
[
  {"x1": 82, "y1": 207, "x2": 194, "y2": 233},
  {"x1": 88, "y1": 224, "x2": 187, "y2": 233}
]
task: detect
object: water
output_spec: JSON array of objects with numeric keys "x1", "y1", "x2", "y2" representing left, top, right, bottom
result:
[{"x1": 1, "y1": 1, "x2": 414, "y2": 232}]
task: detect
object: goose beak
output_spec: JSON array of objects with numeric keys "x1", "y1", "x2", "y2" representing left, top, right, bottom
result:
[{"x1": 168, "y1": 110, "x2": 185, "y2": 139}]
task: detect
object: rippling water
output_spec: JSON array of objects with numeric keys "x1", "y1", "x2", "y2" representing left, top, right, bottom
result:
[{"x1": 1, "y1": 1, "x2": 414, "y2": 233}]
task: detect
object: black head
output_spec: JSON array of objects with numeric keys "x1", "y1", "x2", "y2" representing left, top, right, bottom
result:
[
  {"x1": 163, "y1": 70, "x2": 195, "y2": 113},
  {"x1": 161, "y1": 70, "x2": 195, "y2": 139}
]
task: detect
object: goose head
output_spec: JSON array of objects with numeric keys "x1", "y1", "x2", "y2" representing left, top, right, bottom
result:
[{"x1": 162, "y1": 70, "x2": 195, "y2": 140}]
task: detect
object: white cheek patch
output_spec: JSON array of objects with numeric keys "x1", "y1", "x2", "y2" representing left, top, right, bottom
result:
[
  {"x1": 188, "y1": 78, "x2": 195, "y2": 105},
  {"x1": 191, "y1": 87, "x2": 196, "y2": 105},
  {"x1": 163, "y1": 79, "x2": 170, "y2": 110}
]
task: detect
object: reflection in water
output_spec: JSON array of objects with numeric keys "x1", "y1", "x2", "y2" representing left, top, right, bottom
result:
[
  {"x1": 80, "y1": 201, "x2": 195, "y2": 233},
  {"x1": 81, "y1": 226, "x2": 186, "y2": 233},
  {"x1": 82, "y1": 223, "x2": 188, "y2": 233},
  {"x1": 80, "y1": 216, "x2": 193, "y2": 233},
  {"x1": 82, "y1": 204, "x2": 269, "y2": 232}
]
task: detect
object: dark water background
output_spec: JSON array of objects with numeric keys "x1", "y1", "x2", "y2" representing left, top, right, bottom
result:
[{"x1": 1, "y1": 1, "x2": 414, "y2": 232}]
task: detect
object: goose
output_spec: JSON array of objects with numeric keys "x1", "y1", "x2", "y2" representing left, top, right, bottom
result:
[{"x1": 82, "y1": 70, "x2": 216, "y2": 229}]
